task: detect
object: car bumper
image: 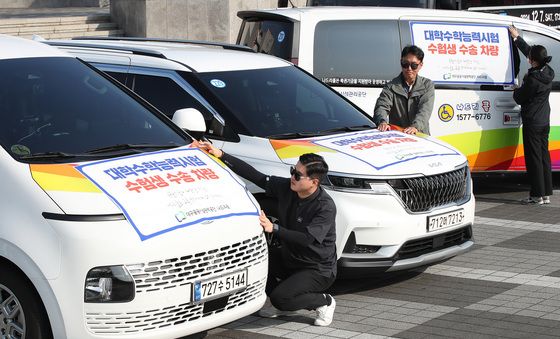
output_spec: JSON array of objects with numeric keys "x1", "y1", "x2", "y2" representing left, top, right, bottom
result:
[
  {"x1": 337, "y1": 225, "x2": 473, "y2": 276},
  {"x1": 45, "y1": 217, "x2": 268, "y2": 338}
]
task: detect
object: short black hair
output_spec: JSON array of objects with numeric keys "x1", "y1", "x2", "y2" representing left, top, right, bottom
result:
[
  {"x1": 299, "y1": 153, "x2": 328, "y2": 180},
  {"x1": 401, "y1": 45, "x2": 425, "y2": 62},
  {"x1": 529, "y1": 45, "x2": 552, "y2": 67}
]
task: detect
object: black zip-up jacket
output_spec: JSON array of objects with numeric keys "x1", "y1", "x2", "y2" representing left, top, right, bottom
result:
[
  {"x1": 221, "y1": 152, "x2": 337, "y2": 277},
  {"x1": 513, "y1": 37, "x2": 555, "y2": 127}
]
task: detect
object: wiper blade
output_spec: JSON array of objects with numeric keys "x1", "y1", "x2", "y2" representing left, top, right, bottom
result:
[
  {"x1": 317, "y1": 125, "x2": 373, "y2": 134},
  {"x1": 19, "y1": 151, "x2": 77, "y2": 160},
  {"x1": 86, "y1": 143, "x2": 179, "y2": 154},
  {"x1": 266, "y1": 132, "x2": 323, "y2": 140}
]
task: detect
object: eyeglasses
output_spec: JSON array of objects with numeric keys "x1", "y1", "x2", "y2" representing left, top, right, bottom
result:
[
  {"x1": 290, "y1": 166, "x2": 310, "y2": 181},
  {"x1": 401, "y1": 61, "x2": 420, "y2": 70}
]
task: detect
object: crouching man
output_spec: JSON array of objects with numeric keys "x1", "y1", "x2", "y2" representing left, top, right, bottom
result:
[{"x1": 195, "y1": 141, "x2": 337, "y2": 326}]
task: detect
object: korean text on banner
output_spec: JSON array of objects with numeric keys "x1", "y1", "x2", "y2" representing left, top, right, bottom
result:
[
  {"x1": 411, "y1": 22, "x2": 514, "y2": 85},
  {"x1": 312, "y1": 130, "x2": 459, "y2": 170},
  {"x1": 76, "y1": 148, "x2": 259, "y2": 240}
]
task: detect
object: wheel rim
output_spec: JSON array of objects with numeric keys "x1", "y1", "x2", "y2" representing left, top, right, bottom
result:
[{"x1": 0, "y1": 283, "x2": 25, "y2": 339}]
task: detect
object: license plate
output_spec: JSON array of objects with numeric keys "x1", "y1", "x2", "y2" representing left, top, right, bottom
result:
[
  {"x1": 193, "y1": 270, "x2": 247, "y2": 302},
  {"x1": 427, "y1": 209, "x2": 465, "y2": 232}
]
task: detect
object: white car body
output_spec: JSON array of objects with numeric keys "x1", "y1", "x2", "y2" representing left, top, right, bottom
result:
[
  {"x1": 237, "y1": 7, "x2": 560, "y2": 173},
  {"x1": 49, "y1": 37, "x2": 475, "y2": 276},
  {"x1": 0, "y1": 35, "x2": 267, "y2": 339}
]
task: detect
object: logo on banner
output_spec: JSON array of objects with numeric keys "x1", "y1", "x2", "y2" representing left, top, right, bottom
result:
[
  {"x1": 481, "y1": 100, "x2": 491, "y2": 112},
  {"x1": 438, "y1": 104, "x2": 454, "y2": 122}
]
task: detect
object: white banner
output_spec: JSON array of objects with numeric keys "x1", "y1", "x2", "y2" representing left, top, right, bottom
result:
[
  {"x1": 312, "y1": 130, "x2": 459, "y2": 170},
  {"x1": 76, "y1": 148, "x2": 259, "y2": 240},
  {"x1": 411, "y1": 22, "x2": 514, "y2": 85}
]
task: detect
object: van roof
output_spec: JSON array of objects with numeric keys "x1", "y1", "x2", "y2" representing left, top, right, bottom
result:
[
  {"x1": 48, "y1": 38, "x2": 292, "y2": 72},
  {"x1": 239, "y1": 6, "x2": 559, "y2": 37},
  {"x1": 0, "y1": 34, "x2": 70, "y2": 60}
]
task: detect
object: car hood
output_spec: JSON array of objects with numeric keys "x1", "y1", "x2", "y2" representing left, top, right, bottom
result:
[
  {"x1": 31, "y1": 147, "x2": 259, "y2": 240},
  {"x1": 270, "y1": 130, "x2": 467, "y2": 177}
]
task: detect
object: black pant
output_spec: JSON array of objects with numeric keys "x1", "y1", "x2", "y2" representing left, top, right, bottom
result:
[
  {"x1": 523, "y1": 125, "x2": 553, "y2": 197},
  {"x1": 266, "y1": 247, "x2": 335, "y2": 311}
]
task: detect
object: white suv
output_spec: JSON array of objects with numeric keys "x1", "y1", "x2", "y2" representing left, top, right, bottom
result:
[{"x1": 48, "y1": 37, "x2": 475, "y2": 276}]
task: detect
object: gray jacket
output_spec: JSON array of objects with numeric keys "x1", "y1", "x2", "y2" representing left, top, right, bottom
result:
[{"x1": 373, "y1": 74, "x2": 435, "y2": 134}]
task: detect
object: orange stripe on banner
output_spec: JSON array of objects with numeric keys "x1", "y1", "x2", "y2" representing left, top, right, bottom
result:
[
  {"x1": 270, "y1": 139, "x2": 315, "y2": 150},
  {"x1": 30, "y1": 163, "x2": 85, "y2": 178}
]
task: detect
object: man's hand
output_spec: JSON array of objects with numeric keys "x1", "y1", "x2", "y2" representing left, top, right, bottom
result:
[
  {"x1": 377, "y1": 122, "x2": 390, "y2": 132},
  {"x1": 194, "y1": 140, "x2": 223, "y2": 158},
  {"x1": 508, "y1": 26, "x2": 519, "y2": 40},
  {"x1": 259, "y1": 210, "x2": 273, "y2": 233},
  {"x1": 403, "y1": 126, "x2": 418, "y2": 135}
]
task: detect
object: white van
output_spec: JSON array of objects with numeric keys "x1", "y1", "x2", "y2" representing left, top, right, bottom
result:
[
  {"x1": 237, "y1": 7, "x2": 560, "y2": 172},
  {"x1": 47, "y1": 37, "x2": 475, "y2": 276},
  {"x1": 0, "y1": 35, "x2": 267, "y2": 339}
]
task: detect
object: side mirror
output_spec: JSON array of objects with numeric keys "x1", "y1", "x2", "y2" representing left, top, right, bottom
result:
[{"x1": 172, "y1": 108, "x2": 206, "y2": 132}]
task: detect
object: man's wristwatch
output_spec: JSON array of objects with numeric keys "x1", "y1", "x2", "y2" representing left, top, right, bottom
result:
[{"x1": 272, "y1": 223, "x2": 279, "y2": 233}]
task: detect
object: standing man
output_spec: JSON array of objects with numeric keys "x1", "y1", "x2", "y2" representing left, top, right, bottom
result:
[
  {"x1": 374, "y1": 45, "x2": 435, "y2": 135},
  {"x1": 195, "y1": 141, "x2": 338, "y2": 326}
]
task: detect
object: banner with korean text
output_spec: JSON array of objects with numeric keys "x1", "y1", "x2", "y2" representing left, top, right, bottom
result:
[
  {"x1": 410, "y1": 22, "x2": 514, "y2": 85},
  {"x1": 312, "y1": 130, "x2": 459, "y2": 170},
  {"x1": 76, "y1": 148, "x2": 259, "y2": 240}
]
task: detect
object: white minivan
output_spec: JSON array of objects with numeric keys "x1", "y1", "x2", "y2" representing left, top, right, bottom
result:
[
  {"x1": 237, "y1": 7, "x2": 560, "y2": 172},
  {"x1": 0, "y1": 35, "x2": 267, "y2": 339},
  {"x1": 48, "y1": 37, "x2": 475, "y2": 276}
]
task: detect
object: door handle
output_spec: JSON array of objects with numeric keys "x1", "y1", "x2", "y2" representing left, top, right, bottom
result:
[{"x1": 495, "y1": 100, "x2": 519, "y2": 109}]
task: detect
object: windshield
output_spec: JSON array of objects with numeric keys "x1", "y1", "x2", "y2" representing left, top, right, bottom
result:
[
  {"x1": 194, "y1": 66, "x2": 375, "y2": 138},
  {"x1": 0, "y1": 57, "x2": 187, "y2": 162}
]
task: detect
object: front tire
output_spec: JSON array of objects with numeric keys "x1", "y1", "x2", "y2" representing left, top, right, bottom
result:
[{"x1": 0, "y1": 266, "x2": 52, "y2": 339}]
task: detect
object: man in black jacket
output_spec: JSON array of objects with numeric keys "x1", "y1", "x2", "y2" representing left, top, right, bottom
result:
[
  {"x1": 509, "y1": 26, "x2": 555, "y2": 205},
  {"x1": 195, "y1": 141, "x2": 337, "y2": 326}
]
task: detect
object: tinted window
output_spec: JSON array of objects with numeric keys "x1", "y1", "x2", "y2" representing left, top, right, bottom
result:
[
  {"x1": 0, "y1": 57, "x2": 186, "y2": 162},
  {"x1": 238, "y1": 20, "x2": 293, "y2": 60},
  {"x1": 313, "y1": 20, "x2": 401, "y2": 87},
  {"x1": 195, "y1": 66, "x2": 375, "y2": 138},
  {"x1": 105, "y1": 71, "x2": 128, "y2": 85},
  {"x1": 518, "y1": 31, "x2": 560, "y2": 90},
  {"x1": 308, "y1": 0, "x2": 428, "y2": 6},
  {"x1": 131, "y1": 73, "x2": 211, "y2": 119}
]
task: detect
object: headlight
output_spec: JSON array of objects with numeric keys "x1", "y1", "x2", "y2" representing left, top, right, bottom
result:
[
  {"x1": 327, "y1": 175, "x2": 366, "y2": 189},
  {"x1": 85, "y1": 266, "x2": 135, "y2": 303},
  {"x1": 326, "y1": 175, "x2": 395, "y2": 195}
]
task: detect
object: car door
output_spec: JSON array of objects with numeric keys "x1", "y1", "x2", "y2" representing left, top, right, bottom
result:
[
  {"x1": 399, "y1": 17, "x2": 522, "y2": 172},
  {"x1": 92, "y1": 64, "x2": 227, "y2": 147},
  {"x1": 513, "y1": 25, "x2": 560, "y2": 171}
]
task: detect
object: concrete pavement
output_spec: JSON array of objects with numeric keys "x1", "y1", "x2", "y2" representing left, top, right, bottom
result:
[{"x1": 207, "y1": 175, "x2": 560, "y2": 338}]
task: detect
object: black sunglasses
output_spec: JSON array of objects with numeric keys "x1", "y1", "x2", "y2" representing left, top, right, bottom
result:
[
  {"x1": 401, "y1": 61, "x2": 420, "y2": 70},
  {"x1": 290, "y1": 166, "x2": 310, "y2": 181}
]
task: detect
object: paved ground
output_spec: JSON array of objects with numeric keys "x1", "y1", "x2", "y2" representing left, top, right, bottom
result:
[{"x1": 207, "y1": 174, "x2": 560, "y2": 339}]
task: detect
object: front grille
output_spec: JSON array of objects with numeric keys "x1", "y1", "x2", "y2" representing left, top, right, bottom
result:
[
  {"x1": 396, "y1": 225, "x2": 472, "y2": 260},
  {"x1": 393, "y1": 166, "x2": 468, "y2": 212},
  {"x1": 126, "y1": 234, "x2": 268, "y2": 294},
  {"x1": 85, "y1": 277, "x2": 266, "y2": 335}
]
